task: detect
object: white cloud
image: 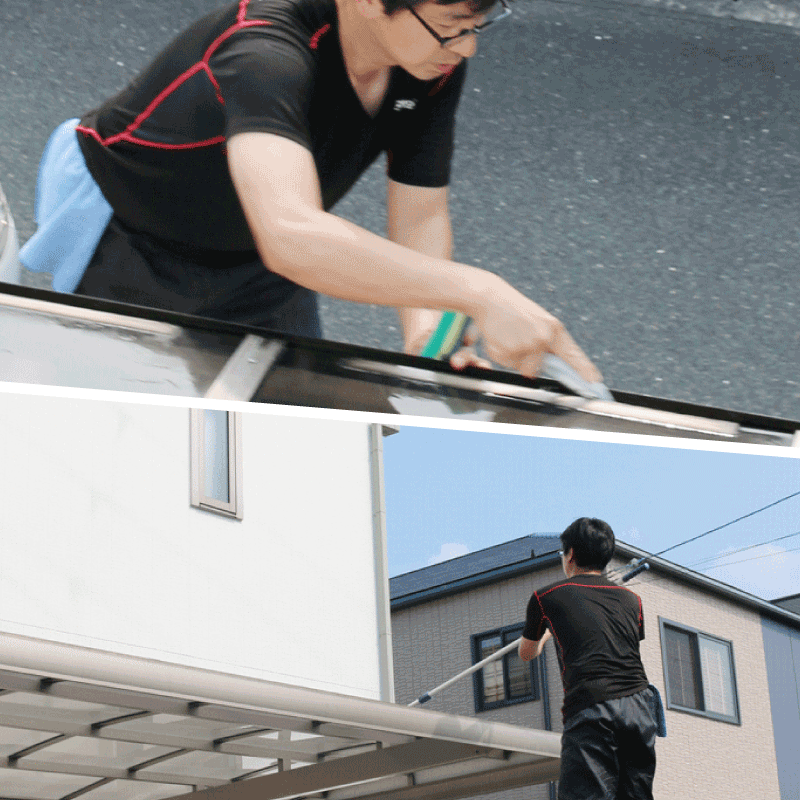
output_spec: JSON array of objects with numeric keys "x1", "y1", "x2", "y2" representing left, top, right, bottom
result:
[
  {"x1": 428, "y1": 543, "x2": 471, "y2": 566},
  {"x1": 623, "y1": 527, "x2": 641, "y2": 542}
]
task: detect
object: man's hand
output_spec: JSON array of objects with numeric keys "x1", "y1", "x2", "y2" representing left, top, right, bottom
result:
[
  {"x1": 228, "y1": 135, "x2": 602, "y2": 384},
  {"x1": 519, "y1": 629, "x2": 552, "y2": 662},
  {"x1": 401, "y1": 308, "x2": 492, "y2": 370},
  {"x1": 472, "y1": 276, "x2": 602, "y2": 383}
]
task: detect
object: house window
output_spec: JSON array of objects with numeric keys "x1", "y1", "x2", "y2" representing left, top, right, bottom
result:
[
  {"x1": 660, "y1": 619, "x2": 740, "y2": 724},
  {"x1": 190, "y1": 409, "x2": 243, "y2": 518},
  {"x1": 472, "y1": 624, "x2": 539, "y2": 711}
]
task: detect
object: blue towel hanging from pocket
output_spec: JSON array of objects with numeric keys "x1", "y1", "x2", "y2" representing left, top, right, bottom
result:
[
  {"x1": 19, "y1": 119, "x2": 113, "y2": 293},
  {"x1": 648, "y1": 684, "x2": 667, "y2": 738}
]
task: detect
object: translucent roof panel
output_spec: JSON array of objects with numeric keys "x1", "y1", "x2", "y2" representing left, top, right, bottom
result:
[
  {"x1": 0, "y1": 767, "x2": 98, "y2": 799},
  {"x1": 1, "y1": 284, "x2": 797, "y2": 447},
  {"x1": 0, "y1": 632, "x2": 562, "y2": 800},
  {"x1": 69, "y1": 781, "x2": 192, "y2": 800}
]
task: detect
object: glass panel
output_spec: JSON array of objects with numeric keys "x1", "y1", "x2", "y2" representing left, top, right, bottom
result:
[
  {"x1": 478, "y1": 636, "x2": 505, "y2": 704},
  {"x1": 78, "y1": 779, "x2": 192, "y2": 800},
  {"x1": 240, "y1": 730, "x2": 345, "y2": 755},
  {"x1": 203, "y1": 409, "x2": 230, "y2": 502},
  {"x1": 18, "y1": 737, "x2": 174, "y2": 770},
  {"x1": 0, "y1": 725, "x2": 56, "y2": 757},
  {"x1": 664, "y1": 627, "x2": 702, "y2": 710},
  {"x1": 0, "y1": 693, "x2": 133, "y2": 725},
  {"x1": 0, "y1": 299, "x2": 241, "y2": 398},
  {"x1": 699, "y1": 636, "x2": 736, "y2": 717},
  {"x1": 136, "y1": 750, "x2": 262, "y2": 781},
  {"x1": 0, "y1": 767, "x2": 95, "y2": 799},
  {"x1": 253, "y1": 352, "x2": 792, "y2": 447},
  {"x1": 506, "y1": 651, "x2": 533, "y2": 699},
  {"x1": 108, "y1": 715, "x2": 258, "y2": 741}
]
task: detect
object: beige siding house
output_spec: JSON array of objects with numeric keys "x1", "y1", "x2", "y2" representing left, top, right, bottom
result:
[{"x1": 391, "y1": 536, "x2": 800, "y2": 800}]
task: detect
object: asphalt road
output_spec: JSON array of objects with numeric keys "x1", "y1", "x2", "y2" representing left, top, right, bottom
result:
[{"x1": 1, "y1": 0, "x2": 798, "y2": 420}]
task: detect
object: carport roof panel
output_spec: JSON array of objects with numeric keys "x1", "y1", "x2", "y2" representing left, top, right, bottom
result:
[
  {"x1": 0, "y1": 632, "x2": 561, "y2": 800},
  {"x1": 1, "y1": 282, "x2": 798, "y2": 446}
]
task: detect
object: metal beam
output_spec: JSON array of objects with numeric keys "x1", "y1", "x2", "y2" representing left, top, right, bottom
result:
[
  {"x1": 0, "y1": 631, "x2": 561, "y2": 759},
  {"x1": 0, "y1": 290, "x2": 178, "y2": 335},
  {"x1": 204, "y1": 336, "x2": 284, "y2": 401},
  {"x1": 327, "y1": 757, "x2": 562, "y2": 800},
  {"x1": 167, "y1": 740, "x2": 501, "y2": 800}
]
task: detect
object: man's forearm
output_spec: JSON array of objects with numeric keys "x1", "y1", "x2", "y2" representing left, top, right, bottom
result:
[
  {"x1": 386, "y1": 199, "x2": 453, "y2": 351},
  {"x1": 256, "y1": 208, "x2": 493, "y2": 317}
]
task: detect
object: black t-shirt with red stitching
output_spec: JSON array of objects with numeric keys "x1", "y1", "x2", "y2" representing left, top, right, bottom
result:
[
  {"x1": 77, "y1": 0, "x2": 466, "y2": 253},
  {"x1": 523, "y1": 574, "x2": 649, "y2": 720}
]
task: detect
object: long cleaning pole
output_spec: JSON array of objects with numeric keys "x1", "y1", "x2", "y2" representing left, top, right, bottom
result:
[{"x1": 408, "y1": 638, "x2": 521, "y2": 706}]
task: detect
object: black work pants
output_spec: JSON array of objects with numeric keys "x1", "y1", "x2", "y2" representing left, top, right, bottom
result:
[
  {"x1": 76, "y1": 216, "x2": 322, "y2": 338},
  {"x1": 558, "y1": 688, "x2": 657, "y2": 800}
]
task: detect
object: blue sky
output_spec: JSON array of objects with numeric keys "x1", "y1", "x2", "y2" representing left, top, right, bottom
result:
[{"x1": 383, "y1": 426, "x2": 800, "y2": 601}]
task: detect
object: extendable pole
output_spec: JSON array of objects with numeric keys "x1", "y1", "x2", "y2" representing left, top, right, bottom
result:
[{"x1": 409, "y1": 638, "x2": 521, "y2": 707}]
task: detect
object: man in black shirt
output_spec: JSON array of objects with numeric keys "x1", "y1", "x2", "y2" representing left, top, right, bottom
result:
[
  {"x1": 519, "y1": 518, "x2": 657, "y2": 800},
  {"x1": 21, "y1": 0, "x2": 602, "y2": 385}
]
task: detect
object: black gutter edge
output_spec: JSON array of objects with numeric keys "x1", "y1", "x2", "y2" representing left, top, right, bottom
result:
[{"x1": 613, "y1": 543, "x2": 800, "y2": 631}]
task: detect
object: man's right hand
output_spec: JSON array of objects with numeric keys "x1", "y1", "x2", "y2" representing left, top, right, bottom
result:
[
  {"x1": 470, "y1": 274, "x2": 603, "y2": 384},
  {"x1": 228, "y1": 133, "x2": 602, "y2": 385}
]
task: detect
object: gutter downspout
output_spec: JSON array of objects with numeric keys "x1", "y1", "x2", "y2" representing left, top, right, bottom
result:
[{"x1": 368, "y1": 423, "x2": 395, "y2": 702}]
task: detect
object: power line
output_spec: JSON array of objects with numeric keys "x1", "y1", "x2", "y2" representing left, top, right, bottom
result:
[
  {"x1": 687, "y1": 529, "x2": 800, "y2": 569},
  {"x1": 700, "y1": 544, "x2": 800, "y2": 570},
  {"x1": 650, "y1": 489, "x2": 800, "y2": 560},
  {"x1": 609, "y1": 488, "x2": 800, "y2": 583},
  {"x1": 616, "y1": 542, "x2": 800, "y2": 592}
]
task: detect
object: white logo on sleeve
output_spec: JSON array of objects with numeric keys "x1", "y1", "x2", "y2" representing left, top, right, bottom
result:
[{"x1": 393, "y1": 99, "x2": 417, "y2": 111}]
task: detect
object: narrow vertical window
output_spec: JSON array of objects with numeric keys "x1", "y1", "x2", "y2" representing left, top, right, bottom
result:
[{"x1": 190, "y1": 408, "x2": 242, "y2": 518}]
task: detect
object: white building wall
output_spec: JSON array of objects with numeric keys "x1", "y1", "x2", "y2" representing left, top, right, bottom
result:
[{"x1": 0, "y1": 393, "x2": 383, "y2": 699}]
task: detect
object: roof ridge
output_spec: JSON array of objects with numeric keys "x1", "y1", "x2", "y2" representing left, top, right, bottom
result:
[{"x1": 391, "y1": 533, "x2": 561, "y2": 580}]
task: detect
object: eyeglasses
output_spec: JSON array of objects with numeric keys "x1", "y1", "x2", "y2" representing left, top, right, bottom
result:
[
  {"x1": 559, "y1": 550, "x2": 565, "y2": 557},
  {"x1": 405, "y1": 0, "x2": 512, "y2": 48}
]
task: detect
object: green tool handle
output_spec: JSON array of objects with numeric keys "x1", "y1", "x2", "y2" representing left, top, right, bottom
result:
[{"x1": 419, "y1": 311, "x2": 470, "y2": 360}]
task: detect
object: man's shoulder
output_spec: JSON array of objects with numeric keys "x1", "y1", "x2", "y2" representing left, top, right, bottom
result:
[
  {"x1": 537, "y1": 574, "x2": 636, "y2": 599},
  {"x1": 243, "y1": 0, "x2": 338, "y2": 34}
]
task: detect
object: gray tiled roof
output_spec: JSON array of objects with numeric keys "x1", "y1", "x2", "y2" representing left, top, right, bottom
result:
[
  {"x1": 390, "y1": 535, "x2": 561, "y2": 599},
  {"x1": 773, "y1": 593, "x2": 800, "y2": 616}
]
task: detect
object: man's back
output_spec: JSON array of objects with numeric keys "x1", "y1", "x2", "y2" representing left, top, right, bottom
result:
[{"x1": 523, "y1": 574, "x2": 649, "y2": 720}]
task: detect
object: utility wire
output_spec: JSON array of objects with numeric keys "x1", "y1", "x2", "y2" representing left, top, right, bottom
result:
[
  {"x1": 649, "y1": 488, "x2": 800, "y2": 560},
  {"x1": 687, "y1": 529, "x2": 800, "y2": 569},
  {"x1": 620, "y1": 542, "x2": 800, "y2": 595},
  {"x1": 700, "y1": 543, "x2": 800, "y2": 570},
  {"x1": 608, "y1": 489, "x2": 800, "y2": 583}
]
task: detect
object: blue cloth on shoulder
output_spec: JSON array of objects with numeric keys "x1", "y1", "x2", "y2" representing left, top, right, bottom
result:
[{"x1": 19, "y1": 119, "x2": 113, "y2": 293}]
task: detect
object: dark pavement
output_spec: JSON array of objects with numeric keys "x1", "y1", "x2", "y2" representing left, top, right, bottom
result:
[{"x1": 1, "y1": 0, "x2": 798, "y2": 420}]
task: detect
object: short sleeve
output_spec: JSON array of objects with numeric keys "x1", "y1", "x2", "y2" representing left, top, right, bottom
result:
[
  {"x1": 209, "y1": 30, "x2": 316, "y2": 148},
  {"x1": 522, "y1": 592, "x2": 547, "y2": 641},
  {"x1": 385, "y1": 61, "x2": 467, "y2": 188}
]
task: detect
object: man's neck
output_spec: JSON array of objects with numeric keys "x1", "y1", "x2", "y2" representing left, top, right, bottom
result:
[
  {"x1": 335, "y1": 0, "x2": 392, "y2": 80},
  {"x1": 567, "y1": 567, "x2": 603, "y2": 578}
]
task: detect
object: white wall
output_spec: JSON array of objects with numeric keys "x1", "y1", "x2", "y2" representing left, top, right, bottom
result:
[{"x1": 0, "y1": 393, "x2": 383, "y2": 699}]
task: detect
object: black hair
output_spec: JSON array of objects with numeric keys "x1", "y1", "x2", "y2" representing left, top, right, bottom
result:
[
  {"x1": 560, "y1": 518, "x2": 615, "y2": 571},
  {"x1": 382, "y1": 0, "x2": 499, "y2": 18}
]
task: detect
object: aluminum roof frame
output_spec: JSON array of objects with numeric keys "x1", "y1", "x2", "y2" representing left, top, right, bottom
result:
[
  {"x1": 3, "y1": 281, "x2": 797, "y2": 445},
  {"x1": 0, "y1": 632, "x2": 561, "y2": 800}
]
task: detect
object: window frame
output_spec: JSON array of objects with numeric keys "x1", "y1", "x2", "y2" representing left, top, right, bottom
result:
[
  {"x1": 471, "y1": 623, "x2": 540, "y2": 712},
  {"x1": 190, "y1": 408, "x2": 243, "y2": 519},
  {"x1": 659, "y1": 617, "x2": 741, "y2": 725}
]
